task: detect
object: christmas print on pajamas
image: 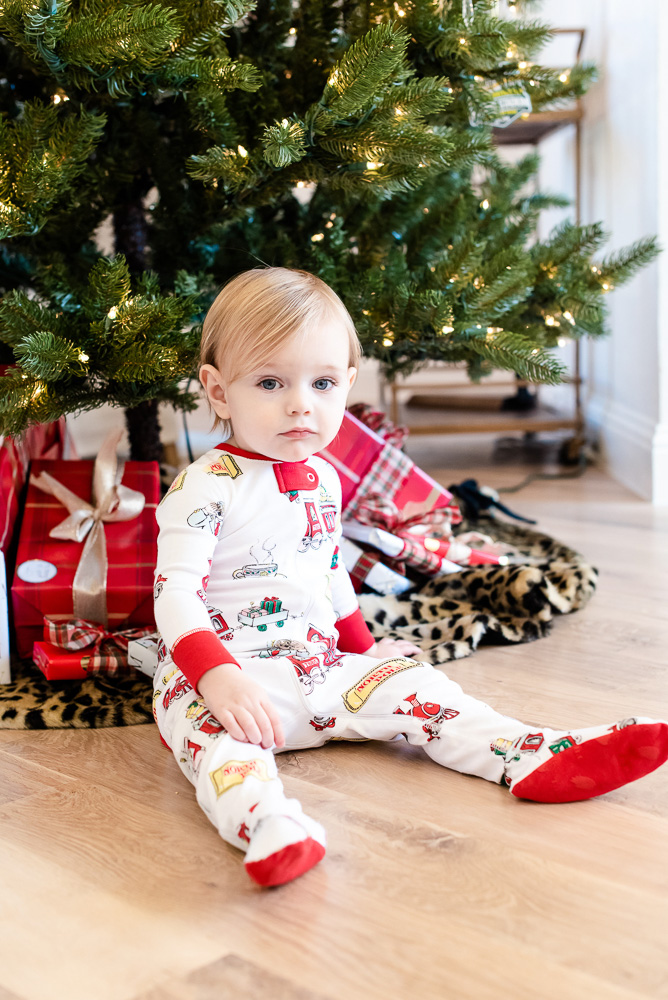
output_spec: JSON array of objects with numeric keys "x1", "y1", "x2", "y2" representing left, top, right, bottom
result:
[{"x1": 154, "y1": 443, "x2": 668, "y2": 883}]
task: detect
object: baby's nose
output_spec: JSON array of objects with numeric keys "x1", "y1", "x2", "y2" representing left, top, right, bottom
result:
[{"x1": 287, "y1": 388, "x2": 311, "y2": 414}]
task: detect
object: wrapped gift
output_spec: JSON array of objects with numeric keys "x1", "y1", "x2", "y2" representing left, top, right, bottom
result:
[
  {"x1": 319, "y1": 409, "x2": 460, "y2": 522},
  {"x1": 343, "y1": 512, "x2": 507, "y2": 573},
  {"x1": 12, "y1": 431, "x2": 159, "y2": 658},
  {"x1": 32, "y1": 617, "x2": 156, "y2": 680},
  {"x1": 127, "y1": 635, "x2": 160, "y2": 679},
  {"x1": 347, "y1": 402, "x2": 408, "y2": 449},
  {"x1": 340, "y1": 538, "x2": 413, "y2": 596},
  {"x1": 0, "y1": 418, "x2": 72, "y2": 556},
  {"x1": 33, "y1": 641, "x2": 90, "y2": 680}
]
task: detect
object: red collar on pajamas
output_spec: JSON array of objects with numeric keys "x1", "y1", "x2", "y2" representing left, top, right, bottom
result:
[{"x1": 215, "y1": 442, "x2": 320, "y2": 492}]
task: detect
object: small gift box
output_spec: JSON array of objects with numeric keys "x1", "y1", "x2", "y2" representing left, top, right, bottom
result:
[
  {"x1": 33, "y1": 617, "x2": 157, "y2": 680},
  {"x1": 0, "y1": 418, "x2": 71, "y2": 556},
  {"x1": 33, "y1": 640, "x2": 90, "y2": 680},
  {"x1": 127, "y1": 635, "x2": 160, "y2": 679},
  {"x1": 12, "y1": 432, "x2": 159, "y2": 659},
  {"x1": 340, "y1": 538, "x2": 413, "y2": 596}
]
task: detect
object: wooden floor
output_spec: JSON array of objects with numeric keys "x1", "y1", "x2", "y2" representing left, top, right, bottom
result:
[{"x1": 1, "y1": 435, "x2": 668, "y2": 1000}]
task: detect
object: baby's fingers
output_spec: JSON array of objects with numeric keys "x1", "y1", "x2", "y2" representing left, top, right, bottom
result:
[
  {"x1": 396, "y1": 640, "x2": 422, "y2": 655},
  {"x1": 263, "y1": 699, "x2": 285, "y2": 749},
  {"x1": 217, "y1": 709, "x2": 249, "y2": 744}
]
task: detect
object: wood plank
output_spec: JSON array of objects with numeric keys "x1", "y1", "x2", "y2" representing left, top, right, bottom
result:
[{"x1": 1, "y1": 462, "x2": 667, "y2": 1000}]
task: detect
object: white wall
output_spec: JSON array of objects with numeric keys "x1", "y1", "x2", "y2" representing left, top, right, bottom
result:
[{"x1": 529, "y1": 0, "x2": 667, "y2": 501}]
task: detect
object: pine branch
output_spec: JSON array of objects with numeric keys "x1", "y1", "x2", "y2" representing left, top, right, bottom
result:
[
  {"x1": 83, "y1": 256, "x2": 132, "y2": 319},
  {"x1": 165, "y1": 56, "x2": 262, "y2": 92},
  {"x1": 597, "y1": 236, "x2": 661, "y2": 285},
  {"x1": 60, "y1": 5, "x2": 182, "y2": 68},
  {"x1": 262, "y1": 118, "x2": 308, "y2": 168},
  {"x1": 466, "y1": 331, "x2": 566, "y2": 384},
  {"x1": 0, "y1": 291, "x2": 79, "y2": 347},
  {"x1": 186, "y1": 144, "x2": 256, "y2": 188},
  {"x1": 13, "y1": 330, "x2": 85, "y2": 380},
  {"x1": 319, "y1": 23, "x2": 410, "y2": 121},
  {"x1": 0, "y1": 102, "x2": 106, "y2": 238}
]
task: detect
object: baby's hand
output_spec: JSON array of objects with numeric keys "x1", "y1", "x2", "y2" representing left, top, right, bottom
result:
[
  {"x1": 364, "y1": 636, "x2": 423, "y2": 660},
  {"x1": 198, "y1": 662, "x2": 285, "y2": 749}
]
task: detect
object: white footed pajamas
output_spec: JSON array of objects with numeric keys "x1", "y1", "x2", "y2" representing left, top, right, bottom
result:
[
  {"x1": 154, "y1": 443, "x2": 668, "y2": 885},
  {"x1": 153, "y1": 646, "x2": 536, "y2": 852}
]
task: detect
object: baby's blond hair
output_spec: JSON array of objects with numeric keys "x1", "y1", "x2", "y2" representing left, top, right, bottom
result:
[{"x1": 200, "y1": 267, "x2": 361, "y2": 435}]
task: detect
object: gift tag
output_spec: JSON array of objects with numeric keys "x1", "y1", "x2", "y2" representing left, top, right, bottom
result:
[{"x1": 16, "y1": 558, "x2": 58, "y2": 583}]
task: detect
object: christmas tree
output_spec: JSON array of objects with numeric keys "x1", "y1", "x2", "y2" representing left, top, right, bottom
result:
[{"x1": 0, "y1": 0, "x2": 659, "y2": 460}]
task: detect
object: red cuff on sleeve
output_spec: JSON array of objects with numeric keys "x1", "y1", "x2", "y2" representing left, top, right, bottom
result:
[
  {"x1": 335, "y1": 608, "x2": 374, "y2": 654},
  {"x1": 171, "y1": 629, "x2": 240, "y2": 691}
]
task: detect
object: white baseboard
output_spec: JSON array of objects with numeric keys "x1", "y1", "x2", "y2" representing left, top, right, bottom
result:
[
  {"x1": 651, "y1": 421, "x2": 668, "y2": 505},
  {"x1": 586, "y1": 395, "x2": 657, "y2": 500}
]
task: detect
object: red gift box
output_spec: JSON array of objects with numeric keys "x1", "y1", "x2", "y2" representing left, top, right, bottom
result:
[
  {"x1": 32, "y1": 640, "x2": 89, "y2": 680},
  {"x1": 319, "y1": 410, "x2": 458, "y2": 519},
  {"x1": 11, "y1": 458, "x2": 159, "y2": 658},
  {"x1": 0, "y1": 418, "x2": 71, "y2": 555}
]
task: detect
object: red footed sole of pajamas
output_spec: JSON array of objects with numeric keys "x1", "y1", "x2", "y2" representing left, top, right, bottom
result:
[
  {"x1": 245, "y1": 838, "x2": 326, "y2": 887},
  {"x1": 510, "y1": 722, "x2": 668, "y2": 803}
]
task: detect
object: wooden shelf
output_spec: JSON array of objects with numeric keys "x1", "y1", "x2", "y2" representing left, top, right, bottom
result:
[
  {"x1": 390, "y1": 395, "x2": 578, "y2": 435},
  {"x1": 493, "y1": 107, "x2": 582, "y2": 146}
]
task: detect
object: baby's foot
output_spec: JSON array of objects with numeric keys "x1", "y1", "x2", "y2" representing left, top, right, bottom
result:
[
  {"x1": 504, "y1": 717, "x2": 668, "y2": 803},
  {"x1": 244, "y1": 814, "x2": 326, "y2": 887}
]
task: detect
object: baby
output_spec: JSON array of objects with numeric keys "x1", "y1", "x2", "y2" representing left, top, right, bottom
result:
[{"x1": 153, "y1": 267, "x2": 668, "y2": 887}]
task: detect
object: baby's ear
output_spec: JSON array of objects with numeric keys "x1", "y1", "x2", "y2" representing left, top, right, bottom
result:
[
  {"x1": 200, "y1": 364, "x2": 231, "y2": 420},
  {"x1": 347, "y1": 367, "x2": 358, "y2": 389}
]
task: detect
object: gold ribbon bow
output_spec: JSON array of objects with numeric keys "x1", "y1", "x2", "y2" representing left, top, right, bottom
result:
[{"x1": 30, "y1": 430, "x2": 146, "y2": 626}]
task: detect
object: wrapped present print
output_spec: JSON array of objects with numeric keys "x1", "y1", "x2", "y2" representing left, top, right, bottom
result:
[
  {"x1": 260, "y1": 596, "x2": 282, "y2": 614},
  {"x1": 12, "y1": 431, "x2": 159, "y2": 658}
]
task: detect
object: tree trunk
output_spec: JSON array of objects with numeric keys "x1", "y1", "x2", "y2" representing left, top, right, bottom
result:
[
  {"x1": 125, "y1": 398, "x2": 163, "y2": 463},
  {"x1": 114, "y1": 196, "x2": 163, "y2": 462}
]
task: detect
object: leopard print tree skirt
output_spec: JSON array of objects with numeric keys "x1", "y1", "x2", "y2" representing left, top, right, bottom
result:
[{"x1": 0, "y1": 516, "x2": 596, "y2": 730}]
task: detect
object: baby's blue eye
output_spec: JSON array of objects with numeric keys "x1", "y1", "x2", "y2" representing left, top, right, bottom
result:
[
  {"x1": 259, "y1": 378, "x2": 279, "y2": 390},
  {"x1": 313, "y1": 378, "x2": 334, "y2": 391}
]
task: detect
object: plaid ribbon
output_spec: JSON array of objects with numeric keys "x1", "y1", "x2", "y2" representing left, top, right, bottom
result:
[
  {"x1": 349, "y1": 494, "x2": 461, "y2": 576},
  {"x1": 43, "y1": 617, "x2": 155, "y2": 675},
  {"x1": 344, "y1": 443, "x2": 414, "y2": 522},
  {"x1": 347, "y1": 403, "x2": 409, "y2": 449}
]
